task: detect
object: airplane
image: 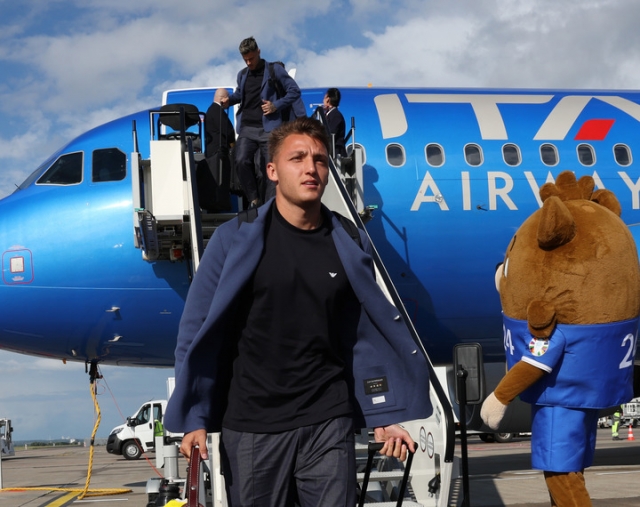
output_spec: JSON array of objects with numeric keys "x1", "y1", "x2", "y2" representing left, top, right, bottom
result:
[{"x1": 2, "y1": 85, "x2": 640, "y2": 504}]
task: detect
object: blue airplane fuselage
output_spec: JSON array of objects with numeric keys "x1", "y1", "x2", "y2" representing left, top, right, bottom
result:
[{"x1": 1, "y1": 87, "x2": 639, "y2": 368}]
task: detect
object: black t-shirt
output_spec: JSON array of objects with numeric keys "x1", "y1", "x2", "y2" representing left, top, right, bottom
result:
[
  {"x1": 241, "y1": 60, "x2": 265, "y2": 128},
  {"x1": 222, "y1": 206, "x2": 359, "y2": 432}
]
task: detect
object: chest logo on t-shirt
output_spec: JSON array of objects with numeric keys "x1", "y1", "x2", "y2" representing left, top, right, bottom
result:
[
  {"x1": 329, "y1": 272, "x2": 337, "y2": 278},
  {"x1": 528, "y1": 337, "x2": 550, "y2": 356}
]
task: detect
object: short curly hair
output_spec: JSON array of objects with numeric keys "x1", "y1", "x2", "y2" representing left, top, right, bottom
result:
[{"x1": 268, "y1": 117, "x2": 330, "y2": 162}]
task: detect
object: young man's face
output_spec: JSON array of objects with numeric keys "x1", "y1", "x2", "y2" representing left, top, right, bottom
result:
[
  {"x1": 267, "y1": 134, "x2": 329, "y2": 208},
  {"x1": 242, "y1": 50, "x2": 261, "y2": 71}
]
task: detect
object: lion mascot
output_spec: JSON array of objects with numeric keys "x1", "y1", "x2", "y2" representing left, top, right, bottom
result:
[{"x1": 481, "y1": 171, "x2": 640, "y2": 506}]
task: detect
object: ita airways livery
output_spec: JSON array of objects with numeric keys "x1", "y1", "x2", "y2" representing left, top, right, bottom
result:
[{"x1": 1, "y1": 86, "x2": 640, "y2": 504}]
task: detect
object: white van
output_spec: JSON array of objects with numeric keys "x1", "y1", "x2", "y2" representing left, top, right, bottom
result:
[{"x1": 106, "y1": 400, "x2": 181, "y2": 460}]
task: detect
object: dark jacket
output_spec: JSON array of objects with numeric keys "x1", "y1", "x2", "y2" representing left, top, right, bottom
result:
[
  {"x1": 228, "y1": 61, "x2": 302, "y2": 132},
  {"x1": 164, "y1": 200, "x2": 432, "y2": 434},
  {"x1": 204, "y1": 101, "x2": 235, "y2": 157},
  {"x1": 326, "y1": 107, "x2": 347, "y2": 157}
]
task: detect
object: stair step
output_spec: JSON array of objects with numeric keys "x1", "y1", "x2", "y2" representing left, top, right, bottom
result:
[
  {"x1": 357, "y1": 470, "x2": 411, "y2": 482},
  {"x1": 362, "y1": 502, "x2": 422, "y2": 507}
]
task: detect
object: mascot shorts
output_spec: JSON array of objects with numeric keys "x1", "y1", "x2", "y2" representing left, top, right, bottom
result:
[{"x1": 531, "y1": 404, "x2": 598, "y2": 472}]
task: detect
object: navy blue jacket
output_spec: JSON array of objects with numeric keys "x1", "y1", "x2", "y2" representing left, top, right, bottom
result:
[
  {"x1": 164, "y1": 200, "x2": 432, "y2": 434},
  {"x1": 228, "y1": 61, "x2": 303, "y2": 133}
]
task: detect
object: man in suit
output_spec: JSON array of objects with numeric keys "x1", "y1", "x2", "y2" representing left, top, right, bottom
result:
[
  {"x1": 323, "y1": 87, "x2": 347, "y2": 158},
  {"x1": 197, "y1": 88, "x2": 236, "y2": 212},
  {"x1": 165, "y1": 117, "x2": 431, "y2": 507},
  {"x1": 221, "y1": 37, "x2": 303, "y2": 207}
]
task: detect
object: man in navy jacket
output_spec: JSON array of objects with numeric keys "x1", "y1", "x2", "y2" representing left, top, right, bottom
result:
[
  {"x1": 164, "y1": 117, "x2": 431, "y2": 507},
  {"x1": 221, "y1": 37, "x2": 303, "y2": 207}
]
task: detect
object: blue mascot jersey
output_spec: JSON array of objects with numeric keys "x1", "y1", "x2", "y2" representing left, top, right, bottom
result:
[
  {"x1": 504, "y1": 315, "x2": 638, "y2": 471},
  {"x1": 503, "y1": 315, "x2": 637, "y2": 408}
]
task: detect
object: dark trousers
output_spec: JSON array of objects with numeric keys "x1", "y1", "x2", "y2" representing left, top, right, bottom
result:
[
  {"x1": 196, "y1": 152, "x2": 232, "y2": 212},
  {"x1": 220, "y1": 416, "x2": 356, "y2": 507},
  {"x1": 234, "y1": 126, "x2": 274, "y2": 204}
]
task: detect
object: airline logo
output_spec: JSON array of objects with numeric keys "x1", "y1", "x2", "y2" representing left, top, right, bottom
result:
[
  {"x1": 372, "y1": 93, "x2": 640, "y2": 212},
  {"x1": 374, "y1": 93, "x2": 640, "y2": 141}
]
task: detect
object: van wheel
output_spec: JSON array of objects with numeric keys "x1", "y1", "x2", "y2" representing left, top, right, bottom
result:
[
  {"x1": 494, "y1": 433, "x2": 514, "y2": 443},
  {"x1": 123, "y1": 440, "x2": 142, "y2": 460}
]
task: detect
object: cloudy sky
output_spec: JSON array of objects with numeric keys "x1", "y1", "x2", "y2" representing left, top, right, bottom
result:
[{"x1": 1, "y1": 0, "x2": 639, "y2": 441}]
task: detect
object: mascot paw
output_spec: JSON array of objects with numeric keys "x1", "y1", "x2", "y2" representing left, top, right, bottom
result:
[{"x1": 480, "y1": 392, "x2": 507, "y2": 430}]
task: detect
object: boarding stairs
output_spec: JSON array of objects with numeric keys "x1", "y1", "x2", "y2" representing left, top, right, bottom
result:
[
  {"x1": 130, "y1": 104, "x2": 238, "y2": 273},
  {"x1": 130, "y1": 103, "x2": 367, "y2": 274}
]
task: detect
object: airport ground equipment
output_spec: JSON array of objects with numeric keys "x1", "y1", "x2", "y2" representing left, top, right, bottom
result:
[
  {"x1": 623, "y1": 398, "x2": 640, "y2": 426},
  {"x1": 598, "y1": 398, "x2": 640, "y2": 428},
  {"x1": 0, "y1": 419, "x2": 14, "y2": 458},
  {"x1": 0, "y1": 419, "x2": 14, "y2": 489},
  {"x1": 107, "y1": 399, "x2": 182, "y2": 460}
]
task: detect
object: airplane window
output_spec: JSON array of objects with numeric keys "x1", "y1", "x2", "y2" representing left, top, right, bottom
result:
[
  {"x1": 386, "y1": 143, "x2": 405, "y2": 167},
  {"x1": 502, "y1": 144, "x2": 521, "y2": 166},
  {"x1": 540, "y1": 144, "x2": 559, "y2": 166},
  {"x1": 425, "y1": 144, "x2": 444, "y2": 167},
  {"x1": 464, "y1": 144, "x2": 483, "y2": 166},
  {"x1": 36, "y1": 152, "x2": 83, "y2": 185},
  {"x1": 93, "y1": 148, "x2": 126, "y2": 182},
  {"x1": 577, "y1": 144, "x2": 595, "y2": 166},
  {"x1": 17, "y1": 154, "x2": 57, "y2": 190},
  {"x1": 614, "y1": 144, "x2": 632, "y2": 166}
]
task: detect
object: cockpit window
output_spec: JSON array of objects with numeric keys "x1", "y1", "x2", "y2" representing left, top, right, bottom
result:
[
  {"x1": 93, "y1": 148, "x2": 126, "y2": 182},
  {"x1": 37, "y1": 152, "x2": 83, "y2": 185},
  {"x1": 16, "y1": 154, "x2": 57, "y2": 191}
]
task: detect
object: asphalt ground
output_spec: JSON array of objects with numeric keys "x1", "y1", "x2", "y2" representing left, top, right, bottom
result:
[
  {"x1": 0, "y1": 427, "x2": 638, "y2": 506},
  {"x1": 456, "y1": 427, "x2": 640, "y2": 506},
  {"x1": 0, "y1": 444, "x2": 162, "y2": 506}
]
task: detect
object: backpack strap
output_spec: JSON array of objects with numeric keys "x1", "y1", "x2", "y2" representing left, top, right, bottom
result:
[
  {"x1": 268, "y1": 62, "x2": 286, "y2": 100},
  {"x1": 237, "y1": 207, "x2": 258, "y2": 227}
]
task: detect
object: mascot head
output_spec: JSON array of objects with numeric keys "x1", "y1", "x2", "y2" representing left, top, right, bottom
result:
[{"x1": 496, "y1": 170, "x2": 640, "y2": 338}]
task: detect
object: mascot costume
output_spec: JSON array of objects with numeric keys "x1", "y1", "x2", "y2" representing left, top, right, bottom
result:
[{"x1": 481, "y1": 171, "x2": 640, "y2": 506}]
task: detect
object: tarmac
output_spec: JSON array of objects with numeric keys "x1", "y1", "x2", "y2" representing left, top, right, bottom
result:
[
  {"x1": 0, "y1": 427, "x2": 638, "y2": 506},
  {"x1": 0, "y1": 444, "x2": 161, "y2": 506},
  {"x1": 460, "y1": 427, "x2": 640, "y2": 507}
]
